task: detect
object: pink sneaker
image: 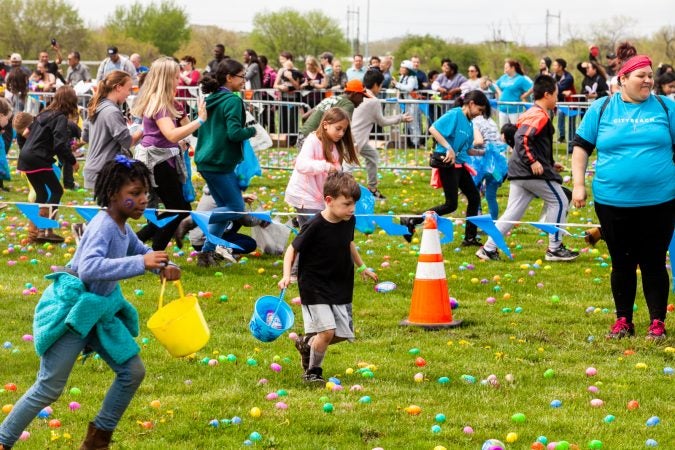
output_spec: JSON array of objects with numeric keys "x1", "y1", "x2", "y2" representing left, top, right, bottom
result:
[
  {"x1": 606, "y1": 317, "x2": 635, "y2": 339},
  {"x1": 646, "y1": 319, "x2": 666, "y2": 341}
]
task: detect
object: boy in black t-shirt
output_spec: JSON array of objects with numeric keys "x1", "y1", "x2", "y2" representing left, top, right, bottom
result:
[{"x1": 278, "y1": 172, "x2": 378, "y2": 384}]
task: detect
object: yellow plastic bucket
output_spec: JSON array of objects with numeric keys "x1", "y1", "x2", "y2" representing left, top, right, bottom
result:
[{"x1": 147, "y1": 280, "x2": 210, "y2": 357}]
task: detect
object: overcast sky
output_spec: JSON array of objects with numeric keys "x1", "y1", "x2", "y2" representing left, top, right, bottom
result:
[{"x1": 69, "y1": 0, "x2": 673, "y2": 47}]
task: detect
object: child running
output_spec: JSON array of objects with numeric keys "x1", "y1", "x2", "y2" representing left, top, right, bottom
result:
[
  {"x1": 476, "y1": 75, "x2": 579, "y2": 262},
  {"x1": 284, "y1": 107, "x2": 359, "y2": 228},
  {"x1": 0, "y1": 156, "x2": 180, "y2": 450},
  {"x1": 278, "y1": 172, "x2": 378, "y2": 384}
]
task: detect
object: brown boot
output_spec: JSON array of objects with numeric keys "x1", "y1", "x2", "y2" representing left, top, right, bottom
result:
[
  {"x1": 80, "y1": 422, "x2": 113, "y2": 450},
  {"x1": 584, "y1": 227, "x2": 603, "y2": 246},
  {"x1": 35, "y1": 206, "x2": 64, "y2": 243},
  {"x1": 27, "y1": 220, "x2": 39, "y2": 243}
]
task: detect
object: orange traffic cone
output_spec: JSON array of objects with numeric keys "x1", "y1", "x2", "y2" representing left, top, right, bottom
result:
[{"x1": 401, "y1": 212, "x2": 462, "y2": 329}]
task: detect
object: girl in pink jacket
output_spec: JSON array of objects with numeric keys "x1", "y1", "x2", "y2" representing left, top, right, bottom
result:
[{"x1": 284, "y1": 107, "x2": 359, "y2": 227}]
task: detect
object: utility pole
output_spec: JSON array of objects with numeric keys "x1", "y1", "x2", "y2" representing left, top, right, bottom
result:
[
  {"x1": 346, "y1": 7, "x2": 360, "y2": 55},
  {"x1": 365, "y1": 0, "x2": 370, "y2": 58},
  {"x1": 545, "y1": 10, "x2": 561, "y2": 48}
]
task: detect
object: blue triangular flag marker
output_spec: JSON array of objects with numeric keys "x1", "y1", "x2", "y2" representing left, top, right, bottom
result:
[
  {"x1": 371, "y1": 216, "x2": 408, "y2": 235},
  {"x1": 189, "y1": 211, "x2": 243, "y2": 251},
  {"x1": 74, "y1": 207, "x2": 100, "y2": 223},
  {"x1": 530, "y1": 222, "x2": 571, "y2": 237},
  {"x1": 436, "y1": 216, "x2": 454, "y2": 244},
  {"x1": 467, "y1": 214, "x2": 513, "y2": 259},
  {"x1": 143, "y1": 209, "x2": 179, "y2": 228},
  {"x1": 16, "y1": 204, "x2": 58, "y2": 229}
]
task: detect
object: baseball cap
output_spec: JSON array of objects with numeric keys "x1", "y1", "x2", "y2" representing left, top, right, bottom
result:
[
  {"x1": 606, "y1": 52, "x2": 617, "y2": 59},
  {"x1": 107, "y1": 46, "x2": 118, "y2": 56},
  {"x1": 9, "y1": 53, "x2": 21, "y2": 62},
  {"x1": 400, "y1": 60, "x2": 414, "y2": 71},
  {"x1": 344, "y1": 79, "x2": 373, "y2": 97}
]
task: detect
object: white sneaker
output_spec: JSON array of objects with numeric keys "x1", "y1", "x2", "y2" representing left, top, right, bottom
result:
[{"x1": 214, "y1": 245, "x2": 237, "y2": 263}]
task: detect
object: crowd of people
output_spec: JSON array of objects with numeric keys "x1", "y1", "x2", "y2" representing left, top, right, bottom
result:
[{"x1": 0, "y1": 40, "x2": 672, "y2": 450}]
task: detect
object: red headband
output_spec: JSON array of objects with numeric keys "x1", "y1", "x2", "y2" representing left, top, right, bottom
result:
[{"x1": 617, "y1": 55, "x2": 652, "y2": 78}]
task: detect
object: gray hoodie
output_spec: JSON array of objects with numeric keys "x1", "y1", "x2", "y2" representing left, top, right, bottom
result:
[{"x1": 82, "y1": 99, "x2": 132, "y2": 189}]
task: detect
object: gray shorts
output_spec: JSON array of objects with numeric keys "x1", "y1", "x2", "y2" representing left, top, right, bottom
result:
[{"x1": 301, "y1": 304, "x2": 355, "y2": 340}]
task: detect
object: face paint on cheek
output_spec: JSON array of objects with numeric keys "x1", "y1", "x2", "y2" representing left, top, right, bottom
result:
[{"x1": 123, "y1": 198, "x2": 135, "y2": 209}]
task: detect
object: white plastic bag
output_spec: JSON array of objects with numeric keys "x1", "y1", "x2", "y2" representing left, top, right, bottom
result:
[
  {"x1": 251, "y1": 220, "x2": 293, "y2": 255},
  {"x1": 245, "y1": 110, "x2": 273, "y2": 150}
]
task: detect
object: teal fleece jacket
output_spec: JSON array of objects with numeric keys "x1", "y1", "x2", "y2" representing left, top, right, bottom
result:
[
  {"x1": 195, "y1": 90, "x2": 256, "y2": 173},
  {"x1": 33, "y1": 272, "x2": 140, "y2": 364}
]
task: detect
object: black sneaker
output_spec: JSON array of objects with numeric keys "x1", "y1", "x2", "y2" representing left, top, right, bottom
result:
[
  {"x1": 294, "y1": 335, "x2": 311, "y2": 371},
  {"x1": 303, "y1": 367, "x2": 325, "y2": 385},
  {"x1": 475, "y1": 246, "x2": 500, "y2": 261},
  {"x1": 545, "y1": 245, "x2": 579, "y2": 261},
  {"x1": 606, "y1": 317, "x2": 635, "y2": 339},
  {"x1": 400, "y1": 217, "x2": 415, "y2": 243},
  {"x1": 369, "y1": 188, "x2": 386, "y2": 199},
  {"x1": 461, "y1": 237, "x2": 482, "y2": 247}
]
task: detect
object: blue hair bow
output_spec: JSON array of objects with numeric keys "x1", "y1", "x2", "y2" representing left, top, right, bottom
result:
[{"x1": 114, "y1": 154, "x2": 135, "y2": 168}]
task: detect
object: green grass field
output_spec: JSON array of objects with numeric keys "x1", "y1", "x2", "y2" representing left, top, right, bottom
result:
[{"x1": 0, "y1": 150, "x2": 673, "y2": 450}]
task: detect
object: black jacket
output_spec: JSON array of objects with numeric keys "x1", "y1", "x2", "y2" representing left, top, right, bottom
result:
[
  {"x1": 507, "y1": 105, "x2": 562, "y2": 183},
  {"x1": 17, "y1": 110, "x2": 75, "y2": 171}
]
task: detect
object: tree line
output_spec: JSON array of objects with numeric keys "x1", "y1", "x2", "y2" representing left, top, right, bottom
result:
[{"x1": 0, "y1": 0, "x2": 672, "y2": 80}]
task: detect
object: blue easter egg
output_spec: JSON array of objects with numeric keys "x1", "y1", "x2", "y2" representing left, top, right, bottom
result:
[
  {"x1": 550, "y1": 399, "x2": 562, "y2": 408},
  {"x1": 646, "y1": 439, "x2": 658, "y2": 447},
  {"x1": 646, "y1": 416, "x2": 660, "y2": 427}
]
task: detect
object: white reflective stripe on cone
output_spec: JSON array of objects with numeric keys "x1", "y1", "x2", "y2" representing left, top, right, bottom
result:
[{"x1": 415, "y1": 262, "x2": 447, "y2": 280}]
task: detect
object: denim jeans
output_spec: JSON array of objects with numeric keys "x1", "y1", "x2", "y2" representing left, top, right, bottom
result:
[
  {"x1": 200, "y1": 170, "x2": 245, "y2": 253},
  {"x1": 0, "y1": 331, "x2": 145, "y2": 447}
]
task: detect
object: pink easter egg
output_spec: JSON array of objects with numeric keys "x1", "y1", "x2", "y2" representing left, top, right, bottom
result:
[
  {"x1": 275, "y1": 401, "x2": 288, "y2": 410},
  {"x1": 586, "y1": 367, "x2": 597, "y2": 377},
  {"x1": 270, "y1": 363, "x2": 282, "y2": 372},
  {"x1": 291, "y1": 297, "x2": 302, "y2": 305}
]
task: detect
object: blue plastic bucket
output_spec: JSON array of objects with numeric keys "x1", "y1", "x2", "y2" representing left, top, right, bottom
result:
[{"x1": 249, "y1": 290, "x2": 294, "y2": 342}]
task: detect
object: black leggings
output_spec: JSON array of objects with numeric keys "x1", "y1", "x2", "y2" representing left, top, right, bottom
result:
[
  {"x1": 136, "y1": 161, "x2": 191, "y2": 251},
  {"x1": 25, "y1": 170, "x2": 63, "y2": 204},
  {"x1": 595, "y1": 200, "x2": 674, "y2": 322},
  {"x1": 415, "y1": 165, "x2": 481, "y2": 239}
]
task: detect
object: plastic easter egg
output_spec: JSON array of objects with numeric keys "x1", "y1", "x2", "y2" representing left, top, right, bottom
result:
[
  {"x1": 511, "y1": 412, "x2": 526, "y2": 423},
  {"x1": 431, "y1": 424, "x2": 441, "y2": 433},
  {"x1": 48, "y1": 419, "x2": 61, "y2": 428},
  {"x1": 19, "y1": 431, "x2": 29, "y2": 441},
  {"x1": 68, "y1": 401, "x2": 80, "y2": 411},
  {"x1": 550, "y1": 400, "x2": 562, "y2": 408},
  {"x1": 588, "y1": 385, "x2": 599, "y2": 393},
  {"x1": 463, "y1": 426, "x2": 474, "y2": 434},
  {"x1": 663, "y1": 367, "x2": 673, "y2": 376},
  {"x1": 645, "y1": 439, "x2": 658, "y2": 447},
  {"x1": 587, "y1": 440, "x2": 603, "y2": 449},
  {"x1": 374, "y1": 281, "x2": 396, "y2": 293},
  {"x1": 646, "y1": 416, "x2": 660, "y2": 427},
  {"x1": 481, "y1": 439, "x2": 506, "y2": 450},
  {"x1": 586, "y1": 367, "x2": 597, "y2": 376},
  {"x1": 408, "y1": 348, "x2": 420, "y2": 355},
  {"x1": 249, "y1": 431, "x2": 262, "y2": 441},
  {"x1": 590, "y1": 398, "x2": 604, "y2": 407},
  {"x1": 275, "y1": 401, "x2": 288, "y2": 410},
  {"x1": 37, "y1": 407, "x2": 51, "y2": 419},
  {"x1": 506, "y1": 432, "x2": 518, "y2": 443},
  {"x1": 249, "y1": 407, "x2": 261, "y2": 418},
  {"x1": 266, "y1": 392, "x2": 279, "y2": 401},
  {"x1": 437, "y1": 376, "x2": 450, "y2": 384},
  {"x1": 2, "y1": 404, "x2": 13, "y2": 414},
  {"x1": 350, "y1": 384, "x2": 363, "y2": 392},
  {"x1": 413, "y1": 373, "x2": 424, "y2": 382},
  {"x1": 404, "y1": 404, "x2": 421, "y2": 415},
  {"x1": 435, "y1": 413, "x2": 446, "y2": 423},
  {"x1": 543, "y1": 369, "x2": 555, "y2": 378},
  {"x1": 70, "y1": 387, "x2": 81, "y2": 395},
  {"x1": 209, "y1": 419, "x2": 219, "y2": 427},
  {"x1": 531, "y1": 442, "x2": 545, "y2": 450},
  {"x1": 433, "y1": 447, "x2": 447, "y2": 450},
  {"x1": 322, "y1": 402, "x2": 334, "y2": 413},
  {"x1": 270, "y1": 363, "x2": 282, "y2": 372},
  {"x1": 449, "y1": 297, "x2": 459, "y2": 309},
  {"x1": 358, "y1": 396, "x2": 371, "y2": 404},
  {"x1": 231, "y1": 416, "x2": 242, "y2": 424},
  {"x1": 3, "y1": 383, "x2": 17, "y2": 392},
  {"x1": 414, "y1": 357, "x2": 426, "y2": 367},
  {"x1": 627, "y1": 400, "x2": 639, "y2": 410},
  {"x1": 603, "y1": 414, "x2": 615, "y2": 423}
]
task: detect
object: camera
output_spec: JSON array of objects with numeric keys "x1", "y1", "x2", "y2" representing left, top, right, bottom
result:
[{"x1": 51, "y1": 38, "x2": 57, "y2": 46}]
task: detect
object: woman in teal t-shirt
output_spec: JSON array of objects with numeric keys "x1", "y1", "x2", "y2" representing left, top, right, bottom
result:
[
  {"x1": 401, "y1": 90, "x2": 490, "y2": 245},
  {"x1": 490, "y1": 59, "x2": 533, "y2": 127},
  {"x1": 571, "y1": 43, "x2": 675, "y2": 341}
]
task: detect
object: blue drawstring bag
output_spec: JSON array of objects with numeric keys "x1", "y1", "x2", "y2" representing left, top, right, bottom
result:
[
  {"x1": 482, "y1": 142, "x2": 508, "y2": 182},
  {"x1": 235, "y1": 139, "x2": 261, "y2": 190},
  {"x1": 182, "y1": 150, "x2": 195, "y2": 202}
]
